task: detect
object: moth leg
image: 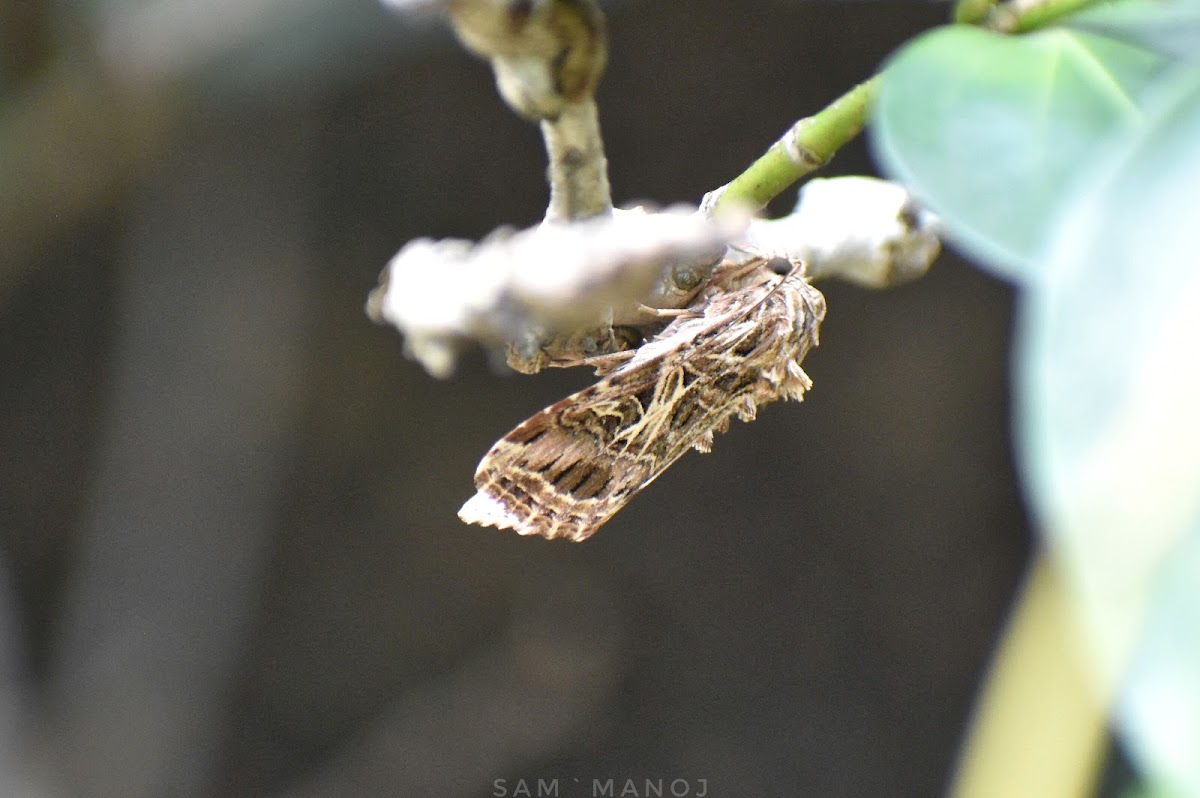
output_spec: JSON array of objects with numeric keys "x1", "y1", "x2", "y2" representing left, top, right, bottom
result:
[
  {"x1": 635, "y1": 303, "x2": 688, "y2": 319},
  {"x1": 585, "y1": 349, "x2": 636, "y2": 375}
]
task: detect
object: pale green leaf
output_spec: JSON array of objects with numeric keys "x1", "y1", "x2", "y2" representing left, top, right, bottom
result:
[
  {"x1": 1018, "y1": 69, "x2": 1200, "y2": 793},
  {"x1": 871, "y1": 25, "x2": 1163, "y2": 283},
  {"x1": 1069, "y1": 0, "x2": 1200, "y2": 63}
]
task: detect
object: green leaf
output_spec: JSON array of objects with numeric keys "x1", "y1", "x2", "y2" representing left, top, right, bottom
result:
[
  {"x1": 1068, "y1": 0, "x2": 1200, "y2": 63},
  {"x1": 870, "y1": 25, "x2": 1164, "y2": 283},
  {"x1": 1018, "y1": 68, "x2": 1200, "y2": 793}
]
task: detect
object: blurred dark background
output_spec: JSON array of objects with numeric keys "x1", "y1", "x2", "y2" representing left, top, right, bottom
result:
[{"x1": 1, "y1": 0, "x2": 1029, "y2": 795}]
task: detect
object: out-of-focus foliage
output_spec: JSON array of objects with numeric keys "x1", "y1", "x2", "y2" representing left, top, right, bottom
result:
[
  {"x1": 871, "y1": 1, "x2": 1200, "y2": 793},
  {"x1": 1025, "y1": 69, "x2": 1200, "y2": 795},
  {"x1": 1067, "y1": 0, "x2": 1200, "y2": 62},
  {"x1": 870, "y1": 25, "x2": 1163, "y2": 282}
]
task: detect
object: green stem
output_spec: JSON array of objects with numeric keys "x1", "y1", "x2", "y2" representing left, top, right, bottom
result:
[
  {"x1": 996, "y1": 0, "x2": 1109, "y2": 33},
  {"x1": 704, "y1": 76, "x2": 879, "y2": 216},
  {"x1": 954, "y1": 0, "x2": 999, "y2": 25},
  {"x1": 704, "y1": 0, "x2": 1107, "y2": 217}
]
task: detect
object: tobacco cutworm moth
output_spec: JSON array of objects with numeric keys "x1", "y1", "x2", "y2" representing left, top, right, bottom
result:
[{"x1": 458, "y1": 254, "x2": 826, "y2": 541}]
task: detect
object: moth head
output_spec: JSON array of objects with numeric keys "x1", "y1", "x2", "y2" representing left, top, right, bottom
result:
[
  {"x1": 700, "y1": 251, "x2": 808, "y2": 301},
  {"x1": 766, "y1": 256, "x2": 793, "y2": 276},
  {"x1": 746, "y1": 254, "x2": 804, "y2": 290}
]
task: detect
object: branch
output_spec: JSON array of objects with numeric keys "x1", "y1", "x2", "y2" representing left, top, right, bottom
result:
[
  {"x1": 366, "y1": 206, "x2": 741, "y2": 376},
  {"x1": 541, "y1": 99, "x2": 611, "y2": 222},
  {"x1": 703, "y1": 0, "x2": 1109, "y2": 218},
  {"x1": 371, "y1": 3, "x2": 942, "y2": 378},
  {"x1": 954, "y1": 0, "x2": 1000, "y2": 26},
  {"x1": 702, "y1": 76, "x2": 879, "y2": 217},
  {"x1": 743, "y1": 177, "x2": 940, "y2": 288},
  {"x1": 439, "y1": 0, "x2": 613, "y2": 220},
  {"x1": 987, "y1": 0, "x2": 1109, "y2": 33}
]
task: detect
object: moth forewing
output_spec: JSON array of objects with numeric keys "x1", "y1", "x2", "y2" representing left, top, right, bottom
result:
[
  {"x1": 458, "y1": 376, "x2": 658, "y2": 541},
  {"x1": 459, "y1": 256, "x2": 826, "y2": 541}
]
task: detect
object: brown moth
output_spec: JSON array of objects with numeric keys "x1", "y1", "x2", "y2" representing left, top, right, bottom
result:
[{"x1": 458, "y1": 254, "x2": 827, "y2": 541}]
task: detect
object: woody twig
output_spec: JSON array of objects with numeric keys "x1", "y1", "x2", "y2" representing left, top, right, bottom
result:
[
  {"x1": 372, "y1": 1, "x2": 940, "y2": 378},
  {"x1": 446, "y1": 0, "x2": 612, "y2": 221}
]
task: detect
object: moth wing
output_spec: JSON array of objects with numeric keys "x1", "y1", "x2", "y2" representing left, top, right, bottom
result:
[
  {"x1": 460, "y1": 271, "x2": 788, "y2": 541},
  {"x1": 459, "y1": 368, "x2": 662, "y2": 542}
]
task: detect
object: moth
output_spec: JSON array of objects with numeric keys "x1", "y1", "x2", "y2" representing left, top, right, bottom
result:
[{"x1": 458, "y1": 254, "x2": 827, "y2": 541}]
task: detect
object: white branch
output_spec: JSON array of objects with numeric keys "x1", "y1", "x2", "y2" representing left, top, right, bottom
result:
[
  {"x1": 744, "y1": 176, "x2": 941, "y2": 288},
  {"x1": 369, "y1": 178, "x2": 941, "y2": 376},
  {"x1": 367, "y1": 206, "x2": 740, "y2": 376}
]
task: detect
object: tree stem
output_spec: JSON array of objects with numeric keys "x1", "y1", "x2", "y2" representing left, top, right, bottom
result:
[
  {"x1": 988, "y1": 0, "x2": 1108, "y2": 32},
  {"x1": 703, "y1": 76, "x2": 879, "y2": 216},
  {"x1": 954, "y1": 0, "x2": 999, "y2": 26},
  {"x1": 542, "y1": 99, "x2": 613, "y2": 222}
]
